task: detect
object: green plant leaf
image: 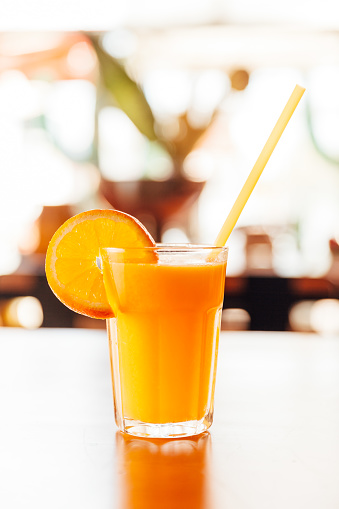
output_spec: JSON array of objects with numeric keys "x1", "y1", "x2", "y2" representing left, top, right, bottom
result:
[{"x1": 90, "y1": 36, "x2": 157, "y2": 142}]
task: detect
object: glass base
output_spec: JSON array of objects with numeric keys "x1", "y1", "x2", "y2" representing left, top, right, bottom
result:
[{"x1": 119, "y1": 416, "x2": 212, "y2": 439}]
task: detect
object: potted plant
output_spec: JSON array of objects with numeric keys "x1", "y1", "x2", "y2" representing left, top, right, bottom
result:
[{"x1": 89, "y1": 34, "x2": 220, "y2": 242}]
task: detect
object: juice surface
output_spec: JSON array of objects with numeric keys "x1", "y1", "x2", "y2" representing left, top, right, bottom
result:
[{"x1": 104, "y1": 258, "x2": 226, "y2": 424}]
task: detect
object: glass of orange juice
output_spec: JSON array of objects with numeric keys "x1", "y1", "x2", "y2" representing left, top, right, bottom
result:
[{"x1": 100, "y1": 244, "x2": 228, "y2": 438}]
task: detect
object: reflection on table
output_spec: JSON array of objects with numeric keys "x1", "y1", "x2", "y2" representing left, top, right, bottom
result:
[{"x1": 116, "y1": 432, "x2": 211, "y2": 509}]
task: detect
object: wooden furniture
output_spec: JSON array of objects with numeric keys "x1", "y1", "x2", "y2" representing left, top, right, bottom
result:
[
  {"x1": 1, "y1": 328, "x2": 339, "y2": 508},
  {"x1": 224, "y1": 274, "x2": 337, "y2": 330},
  {"x1": 1, "y1": 270, "x2": 337, "y2": 329}
]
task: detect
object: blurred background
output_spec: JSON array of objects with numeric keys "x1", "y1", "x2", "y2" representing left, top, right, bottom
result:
[{"x1": 1, "y1": 0, "x2": 339, "y2": 332}]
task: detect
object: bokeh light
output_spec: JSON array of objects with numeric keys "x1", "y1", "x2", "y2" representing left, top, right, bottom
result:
[{"x1": 2, "y1": 297, "x2": 43, "y2": 329}]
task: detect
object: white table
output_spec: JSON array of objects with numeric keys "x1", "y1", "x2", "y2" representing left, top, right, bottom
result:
[{"x1": 1, "y1": 328, "x2": 339, "y2": 508}]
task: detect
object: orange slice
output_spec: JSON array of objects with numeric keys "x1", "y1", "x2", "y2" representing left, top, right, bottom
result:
[{"x1": 45, "y1": 209, "x2": 156, "y2": 319}]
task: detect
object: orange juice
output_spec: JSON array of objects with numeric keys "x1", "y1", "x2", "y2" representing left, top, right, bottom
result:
[{"x1": 101, "y1": 245, "x2": 228, "y2": 438}]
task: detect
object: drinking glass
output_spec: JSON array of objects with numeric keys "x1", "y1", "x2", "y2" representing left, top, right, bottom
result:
[{"x1": 100, "y1": 244, "x2": 228, "y2": 438}]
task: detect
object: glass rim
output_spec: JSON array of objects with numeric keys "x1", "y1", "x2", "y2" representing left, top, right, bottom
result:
[{"x1": 100, "y1": 243, "x2": 229, "y2": 253}]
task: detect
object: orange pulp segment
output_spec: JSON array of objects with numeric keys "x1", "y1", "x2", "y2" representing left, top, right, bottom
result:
[{"x1": 45, "y1": 209, "x2": 156, "y2": 319}]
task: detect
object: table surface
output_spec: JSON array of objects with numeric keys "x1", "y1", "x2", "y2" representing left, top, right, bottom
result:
[{"x1": 1, "y1": 328, "x2": 339, "y2": 509}]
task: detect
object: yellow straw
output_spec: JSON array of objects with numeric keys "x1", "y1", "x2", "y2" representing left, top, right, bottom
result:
[{"x1": 214, "y1": 84, "x2": 305, "y2": 247}]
